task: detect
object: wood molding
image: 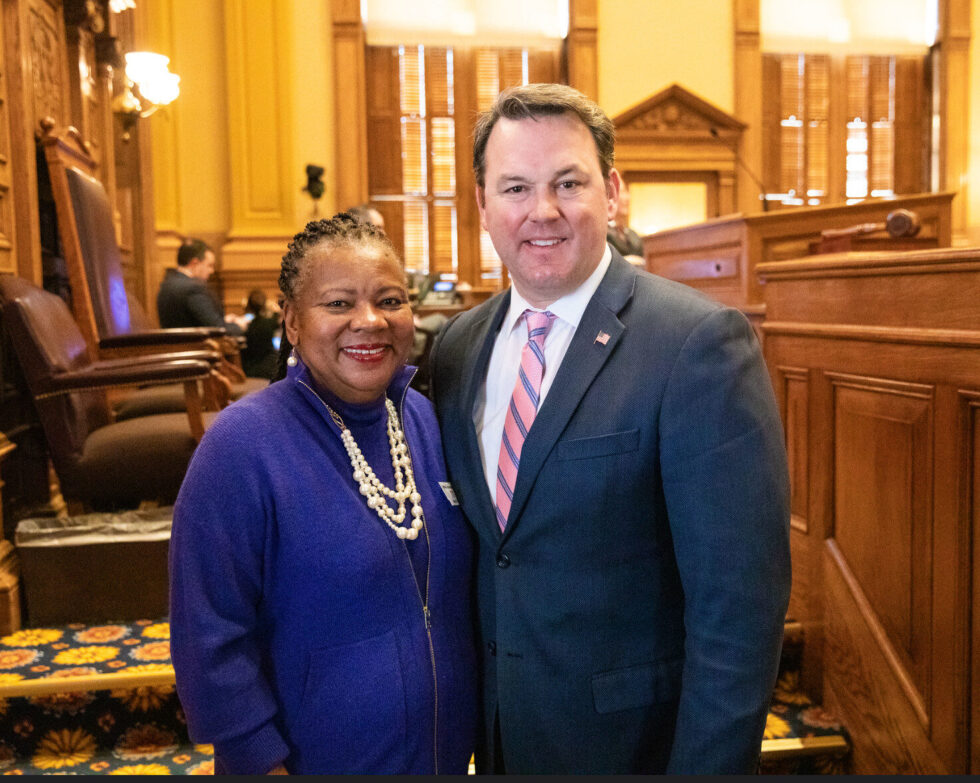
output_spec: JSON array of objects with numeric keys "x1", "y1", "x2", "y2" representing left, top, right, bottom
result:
[{"x1": 762, "y1": 322, "x2": 980, "y2": 348}]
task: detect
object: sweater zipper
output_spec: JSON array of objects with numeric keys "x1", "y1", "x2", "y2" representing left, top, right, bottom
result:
[
  {"x1": 397, "y1": 388, "x2": 439, "y2": 775},
  {"x1": 298, "y1": 375, "x2": 439, "y2": 771}
]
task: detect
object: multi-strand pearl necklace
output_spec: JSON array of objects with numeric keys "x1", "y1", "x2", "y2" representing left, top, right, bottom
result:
[{"x1": 325, "y1": 397, "x2": 424, "y2": 540}]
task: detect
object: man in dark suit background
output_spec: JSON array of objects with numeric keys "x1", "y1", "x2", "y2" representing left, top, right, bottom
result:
[
  {"x1": 157, "y1": 238, "x2": 245, "y2": 335},
  {"x1": 429, "y1": 83, "x2": 791, "y2": 774}
]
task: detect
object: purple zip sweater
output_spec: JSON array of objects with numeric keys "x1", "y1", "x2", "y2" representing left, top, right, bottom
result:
[{"x1": 169, "y1": 359, "x2": 477, "y2": 774}]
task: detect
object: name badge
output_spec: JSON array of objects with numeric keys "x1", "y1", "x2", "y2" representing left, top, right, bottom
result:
[{"x1": 439, "y1": 481, "x2": 459, "y2": 506}]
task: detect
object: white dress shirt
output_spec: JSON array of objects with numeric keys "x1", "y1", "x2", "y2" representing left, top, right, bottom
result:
[{"x1": 474, "y1": 245, "x2": 613, "y2": 499}]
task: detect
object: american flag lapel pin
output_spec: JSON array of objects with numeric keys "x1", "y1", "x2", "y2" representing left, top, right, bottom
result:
[{"x1": 594, "y1": 331, "x2": 610, "y2": 346}]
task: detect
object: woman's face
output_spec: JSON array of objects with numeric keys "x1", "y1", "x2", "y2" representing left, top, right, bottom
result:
[{"x1": 283, "y1": 242, "x2": 415, "y2": 404}]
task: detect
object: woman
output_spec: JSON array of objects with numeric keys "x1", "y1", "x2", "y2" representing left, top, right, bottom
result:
[{"x1": 169, "y1": 214, "x2": 477, "y2": 775}]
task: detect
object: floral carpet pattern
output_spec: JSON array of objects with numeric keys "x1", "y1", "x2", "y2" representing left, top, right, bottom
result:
[
  {"x1": 758, "y1": 624, "x2": 851, "y2": 774},
  {"x1": 0, "y1": 618, "x2": 847, "y2": 775},
  {"x1": 0, "y1": 619, "x2": 213, "y2": 775},
  {"x1": 0, "y1": 620, "x2": 172, "y2": 680}
]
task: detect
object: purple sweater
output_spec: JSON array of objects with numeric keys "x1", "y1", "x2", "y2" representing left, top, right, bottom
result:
[{"x1": 169, "y1": 360, "x2": 477, "y2": 774}]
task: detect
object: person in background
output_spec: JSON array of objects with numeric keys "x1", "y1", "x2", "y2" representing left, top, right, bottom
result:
[
  {"x1": 169, "y1": 213, "x2": 477, "y2": 775},
  {"x1": 347, "y1": 203, "x2": 386, "y2": 232},
  {"x1": 156, "y1": 239, "x2": 246, "y2": 334},
  {"x1": 606, "y1": 181, "x2": 645, "y2": 265},
  {"x1": 240, "y1": 288, "x2": 282, "y2": 379},
  {"x1": 429, "y1": 83, "x2": 791, "y2": 774}
]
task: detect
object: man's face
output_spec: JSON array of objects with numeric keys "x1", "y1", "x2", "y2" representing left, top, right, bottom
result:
[
  {"x1": 190, "y1": 250, "x2": 216, "y2": 281},
  {"x1": 477, "y1": 112, "x2": 619, "y2": 308}
]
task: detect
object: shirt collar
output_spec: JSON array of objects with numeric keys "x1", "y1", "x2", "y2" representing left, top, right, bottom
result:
[{"x1": 503, "y1": 244, "x2": 612, "y2": 335}]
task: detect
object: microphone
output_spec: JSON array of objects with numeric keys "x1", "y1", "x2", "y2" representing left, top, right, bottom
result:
[{"x1": 710, "y1": 127, "x2": 769, "y2": 213}]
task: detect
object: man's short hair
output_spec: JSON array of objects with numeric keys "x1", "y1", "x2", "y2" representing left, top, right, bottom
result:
[
  {"x1": 346, "y1": 204, "x2": 383, "y2": 227},
  {"x1": 472, "y1": 83, "x2": 615, "y2": 188},
  {"x1": 177, "y1": 239, "x2": 212, "y2": 267}
]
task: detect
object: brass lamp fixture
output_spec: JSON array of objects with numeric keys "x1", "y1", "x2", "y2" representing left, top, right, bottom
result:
[{"x1": 112, "y1": 51, "x2": 180, "y2": 139}]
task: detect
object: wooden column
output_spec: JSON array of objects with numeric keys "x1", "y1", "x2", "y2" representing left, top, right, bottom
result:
[
  {"x1": 939, "y1": 0, "x2": 971, "y2": 243},
  {"x1": 566, "y1": 0, "x2": 597, "y2": 100},
  {"x1": 732, "y1": 0, "x2": 764, "y2": 215},
  {"x1": 330, "y1": 0, "x2": 368, "y2": 212}
]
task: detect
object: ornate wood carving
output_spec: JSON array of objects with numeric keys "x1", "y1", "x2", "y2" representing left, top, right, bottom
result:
[
  {"x1": 614, "y1": 84, "x2": 744, "y2": 219},
  {"x1": 0, "y1": 9, "x2": 16, "y2": 275},
  {"x1": 29, "y1": 0, "x2": 68, "y2": 129},
  {"x1": 616, "y1": 84, "x2": 743, "y2": 135}
]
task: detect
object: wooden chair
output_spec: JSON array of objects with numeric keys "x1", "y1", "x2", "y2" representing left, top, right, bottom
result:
[
  {"x1": 0, "y1": 275, "x2": 215, "y2": 511},
  {"x1": 38, "y1": 119, "x2": 264, "y2": 412}
]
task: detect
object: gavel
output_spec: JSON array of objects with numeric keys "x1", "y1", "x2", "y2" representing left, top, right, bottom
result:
[{"x1": 820, "y1": 208, "x2": 921, "y2": 241}]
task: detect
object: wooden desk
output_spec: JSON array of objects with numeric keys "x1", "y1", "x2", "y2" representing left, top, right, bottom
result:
[
  {"x1": 758, "y1": 245, "x2": 980, "y2": 773},
  {"x1": 642, "y1": 193, "x2": 955, "y2": 335}
]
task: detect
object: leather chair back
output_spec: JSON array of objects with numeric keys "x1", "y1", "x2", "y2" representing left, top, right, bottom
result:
[
  {"x1": 65, "y1": 167, "x2": 133, "y2": 340},
  {"x1": 0, "y1": 276, "x2": 111, "y2": 471}
]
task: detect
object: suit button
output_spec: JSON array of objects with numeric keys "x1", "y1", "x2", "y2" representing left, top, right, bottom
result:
[
  {"x1": 496, "y1": 553, "x2": 511, "y2": 568},
  {"x1": 487, "y1": 641, "x2": 497, "y2": 656}
]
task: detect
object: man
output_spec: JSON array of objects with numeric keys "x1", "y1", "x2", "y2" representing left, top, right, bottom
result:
[
  {"x1": 157, "y1": 239, "x2": 245, "y2": 334},
  {"x1": 347, "y1": 203, "x2": 386, "y2": 232},
  {"x1": 429, "y1": 83, "x2": 791, "y2": 774},
  {"x1": 606, "y1": 181, "x2": 645, "y2": 264}
]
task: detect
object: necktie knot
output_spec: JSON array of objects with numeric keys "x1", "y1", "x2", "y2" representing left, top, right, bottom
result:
[{"x1": 524, "y1": 309, "x2": 556, "y2": 349}]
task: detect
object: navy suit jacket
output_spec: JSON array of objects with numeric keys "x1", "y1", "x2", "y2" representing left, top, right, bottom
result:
[
  {"x1": 157, "y1": 269, "x2": 243, "y2": 335},
  {"x1": 430, "y1": 251, "x2": 791, "y2": 774}
]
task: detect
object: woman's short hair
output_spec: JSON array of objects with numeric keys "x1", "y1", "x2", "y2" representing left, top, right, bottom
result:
[{"x1": 278, "y1": 211, "x2": 399, "y2": 304}]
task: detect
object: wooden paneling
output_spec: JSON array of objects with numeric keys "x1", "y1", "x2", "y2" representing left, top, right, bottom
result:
[
  {"x1": 779, "y1": 365, "x2": 809, "y2": 533},
  {"x1": 971, "y1": 393, "x2": 980, "y2": 770},
  {"x1": 759, "y1": 245, "x2": 980, "y2": 772},
  {"x1": 831, "y1": 374, "x2": 933, "y2": 723}
]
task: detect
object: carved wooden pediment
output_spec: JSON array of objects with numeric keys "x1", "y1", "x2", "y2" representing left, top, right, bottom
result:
[{"x1": 613, "y1": 83, "x2": 744, "y2": 135}]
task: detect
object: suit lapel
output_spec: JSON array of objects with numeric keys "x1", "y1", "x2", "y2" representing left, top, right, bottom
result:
[
  {"x1": 454, "y1": 293, "x2": 510, "y2": 541},
  {"x1": 502, "y1": 255, "x2": 637, "y2": 540}
]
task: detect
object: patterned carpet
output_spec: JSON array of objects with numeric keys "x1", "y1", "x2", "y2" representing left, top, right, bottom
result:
[
  {"x1": 0, "y1": 619, "x2": 212, "y2": 775},
  {"x1": 0, "y1": 618, "x2": 848, "y2": 775},
  {"x1": 759, "y1": 622, "x2": 851, "y2": 774}
]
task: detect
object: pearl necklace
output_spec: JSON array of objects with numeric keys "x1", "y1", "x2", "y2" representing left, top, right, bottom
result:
[{"x1": 324, "y1": 396, "x2": 424, "y2": 541}]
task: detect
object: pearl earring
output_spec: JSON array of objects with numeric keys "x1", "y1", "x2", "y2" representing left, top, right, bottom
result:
[{"x1": 286, "y1": 349, "x2": 298, "y2": 367}]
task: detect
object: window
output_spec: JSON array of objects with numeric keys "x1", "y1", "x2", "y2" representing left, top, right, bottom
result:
[
  {"x1": 365, "y1": 43, "x2": 558, "y2": 287},
  {"x1": 762, "y1": 52, "x2": 928, "y2": 206},
  {"x1": 759, "y1": 0, "x2": 936, "y2": 207}
]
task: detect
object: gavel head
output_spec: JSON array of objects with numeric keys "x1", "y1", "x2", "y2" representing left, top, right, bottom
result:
[{"x1": 885, "y1": 208, "x2": 921, "y2": 238}]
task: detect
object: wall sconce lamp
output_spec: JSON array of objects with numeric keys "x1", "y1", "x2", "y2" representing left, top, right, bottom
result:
[{"x1": 112, "y1": 51, "x2": 180, "y2": 140}]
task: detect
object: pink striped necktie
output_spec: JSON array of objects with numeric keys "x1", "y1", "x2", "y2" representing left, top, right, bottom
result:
[{"x1": 495, "y1": 309, "x2": 557, "y2": 531}]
